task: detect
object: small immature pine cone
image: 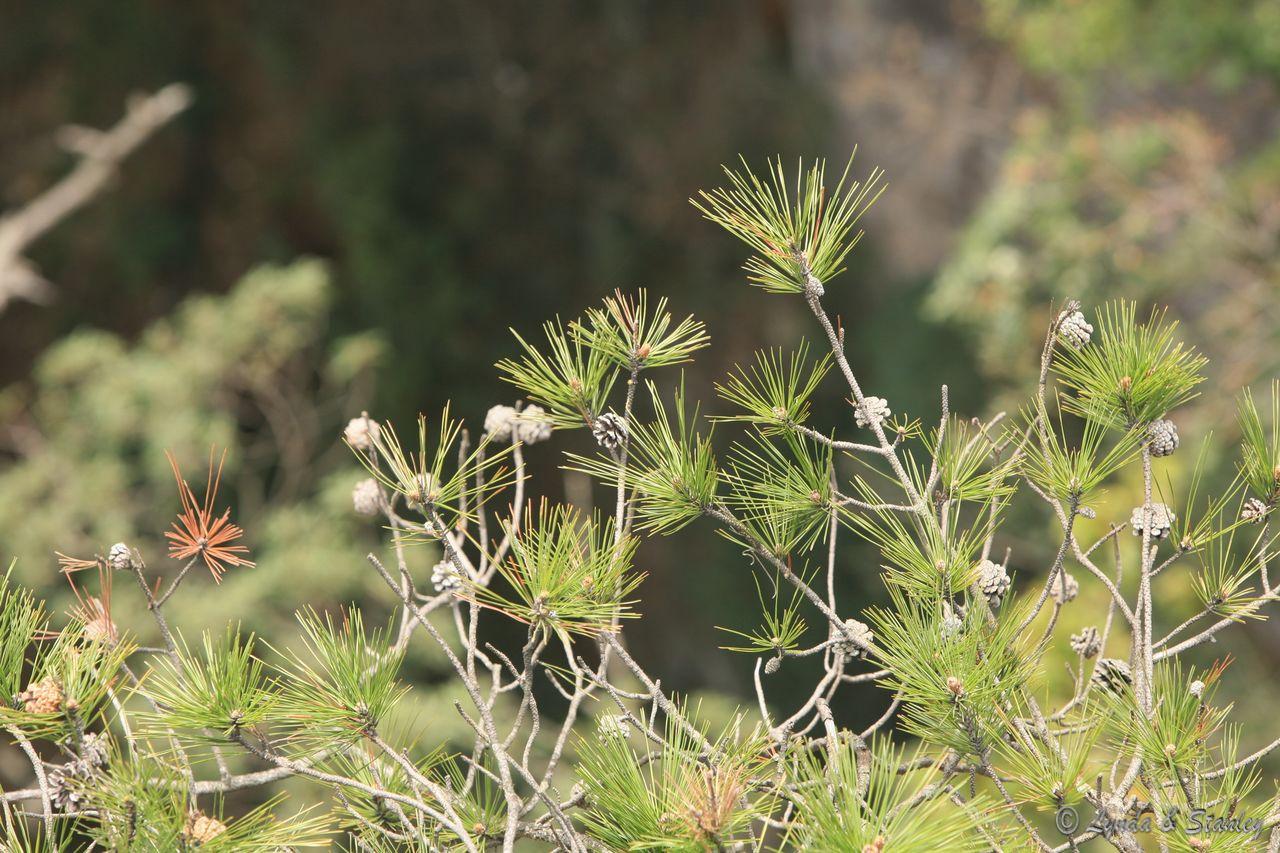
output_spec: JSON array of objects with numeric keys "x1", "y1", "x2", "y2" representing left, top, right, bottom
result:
[
  {"x1": 1241, "y1": 497, "x2": 1268, "y2": 524},
  {"x1": 835, "y1": 618, "x2": 874, "y2": 657},
  {"x1": 343, "y1": 413, "x2": 380, "y2": 451},
  {"x1": 1078, "y1": 506, "x2": 1097, "y2": 519},
  {"x1": 107, "y1": 542, "x2": 133, "y2": 571},
  {"x1": 1091, "y1": 658, "x2": 1132, "y2": 694},
  {"x1": 17, "y1": 677, "x2": 64, "y2": 715},
  {"x1": 1070, "y1": 626, "x2": 1101, "y2": 659},
  {"x1": 184, "y1": 812, "x2": 228, "y2": 845},
  {"x1": 405, "y1": 473, "x2": 435, "y2": 510},
  {"x1": 940, "y1": 601, "x2": 965, "y2": 641},
  {"x1": 430, "y1": 559, "x2": 460, "y2": 594},
  {"x1": 1147, "y1": 419, "x2": 1179, "y2": 457},
  {"x1": 484, "y1": 404, "x2": 519, "y2": 441},
  {"x1": 1050, "y1": 572, "x2": 1079, "y2": 605},
  {"x1": 764, "y1": 655, "x2": 781, "y2": 675},
  {"x1": 1130, "y1": 503, "x2": 1176, "y2": 540},
  {"x1": 352, "y1": 478, "x2": 381, "y2": 517},
  {"x1": 515, "y1": 404, "x2": 553, "y2": 445},
  {"x1": 1189, "y1": 679, "x2": 1205, "y2": 699},
  {"x1": 854, "y1": 396, "x2": 891, "y2": 429},
  {"x1": 1057, "y1": 309, "x2": 1094, "y2": 350},
  {"x1": 977, "y1": 559, "x2": 1011, "y2": 608},
  {"x1": 592, "y1": 413, "x2": 628, "y2": 451}
]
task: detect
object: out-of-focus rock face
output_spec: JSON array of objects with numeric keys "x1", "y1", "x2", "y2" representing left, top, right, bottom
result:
[{"x1": 790, "y1": 0, "x2": 1042, "y2": 276}]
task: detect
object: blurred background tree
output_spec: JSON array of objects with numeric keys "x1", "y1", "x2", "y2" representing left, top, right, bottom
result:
[{"x1": 3, "y1": 0, "x2": 1280, "y2": 807}]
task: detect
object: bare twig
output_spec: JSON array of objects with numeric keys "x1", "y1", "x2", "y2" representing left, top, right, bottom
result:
[{"x1": 0, "y1": 83, "x2": 192, "y2": 311}]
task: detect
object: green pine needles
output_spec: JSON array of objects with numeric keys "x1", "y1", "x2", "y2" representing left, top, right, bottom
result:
[
  {"x1": 714, "y1": 340, "x2": 832, "y2": 431},
  {"x1": 275, "y1": 608, "x2": 407, "y2": 749},
  {"x1": 581, "y1": 290, "x2": 710, "y2": 370},
  {"x1": 568, "y1": 379, "x2": 719, "y2": 535},
  {"x1": 693, "y1": 154, "x2": 884, "y2": 294},
  {"x1": 1053, "y1": 301, "x2": 1207, "y2": 429},
  {"x1": 1237, "y1": 380, "x2": 1280, "y2": 505},
  {"x1": 783, "y1": 737, "x2": 994, "y2": 852},
  {"x1": 5, "y1": 152, "x2": 1280, "y2": 851},
  {"x1": 0, "y1": 566, "x2": 48, "y2": 703},
  {"x1": 725, "y1": 431, "x2": 835, "y2": 558},
  {"x1": 467, "y1": 501, "x2": 644, "y2": 637},
  {"x1": 576, "y1": 707, "x2": 771, "y2": 850},
  {"x1": 497, "y1": 317, "x2": 619, "y2": 430},
  {"x1": 1018, "y1": 396, "x2": 1146, "y2": 501},
  {"x1": 870, "y1": 586, "x2": 1036, "y2": 755},
  {"x1": 142, "y1": 627, "x2": 275, "y2": 741},
  {"x1": 355, "y1": 406, "x2": 515, "y2": 528}
]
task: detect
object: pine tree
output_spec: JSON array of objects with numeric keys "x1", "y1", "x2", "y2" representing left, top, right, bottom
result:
[{"x1": 3, "y1": 154, "x2": 1279, "y2": 851}]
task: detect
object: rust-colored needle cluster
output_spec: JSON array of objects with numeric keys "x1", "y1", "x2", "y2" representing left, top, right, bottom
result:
[{"x1": 165, "y1": 447, "x2": 255, "y2": 582}]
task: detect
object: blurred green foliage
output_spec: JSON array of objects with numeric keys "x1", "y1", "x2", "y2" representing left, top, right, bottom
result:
[
  {"x1": 0, "y1": 261, "x2": 392, "y2": 639},
  {"x1": 931, "y1": 112, "x2": 1259, "y2": 401},
  {"x1": 982, "y1": 0, "x2": 1280, "y2": 88},
  {"x1": 935, "y1": 3, "x2": 1280, "y2": 418}
]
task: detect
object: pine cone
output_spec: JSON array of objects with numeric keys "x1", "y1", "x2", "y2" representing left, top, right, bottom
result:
[
  {"x1": 592, "y1": 413, "x2": 628, "y2": 451},
  {"x1": 977, "y1": 559, "x2": 1011, "y2": 608},
  {"x1": 352, "y1": 478, "x2": 381, "y2": 517},
  {"x1": 1189, "y1": 679, "x2": 1205, "y2": 699},
  {"x1": 515, "y1": 404, "x2": 553, "y2": 445},
  {"x1": 835, "y1": 618, "x2": 874, "y2": 657},
  {"x1": 1130, "y1": 503, "x2": 1176, "y2": 540},
  {"x1": 1091, "y1": 658, "x2": 1132, "y2": 694},
  {"x1": 18, "y1": 677, "x2": 63, "y2": 715},
  {"x1": 430, "y1": 559, "x2": 460, "y2": 594},
  {"x1": 184, "y1": 812, "x2": 228, "y2": 845},
  {"x1": 1070, "y1": 626, "x2": 1101, "y2": 659},
  {"x1": 854, "y1": 396, "x2": 891, "y2": 429},
  {"x1": 484, "y1": 404, "x2": 518, "y2": 441},
  {"x1": 1050, "y1": 572, "x2": 1079, "y2": 605},
  {"x1": 80, "y1": 732, "x2": 109, "y2": 769},
  {"x1": 1241, "y1": 497, "x2": 1268, "y2": 524},
  {"x1": 764, "y1": 655, "x2": 781, "y2": 675},
  {"x1": 1148, "y1": 419, "x2": 1179, "y2": 457},
  {"x1": 107, "y1": 542, "x2": 133, "y2": 571},
  {"x1": 48, "y1": 734, "x2": 109, "y2": 814},
  {"x1": 343, "y1": 413, "x2": 380, "y2": 451},
  {"x1": 1057, "y1": 309, "x2": 1093, "y2": 350},
  {"x1": 48, "y1": 763, "x2": 89, "y2": 813},
  {"x1": 596, "y1": 714, "x2": 630, "y2": 740}
]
